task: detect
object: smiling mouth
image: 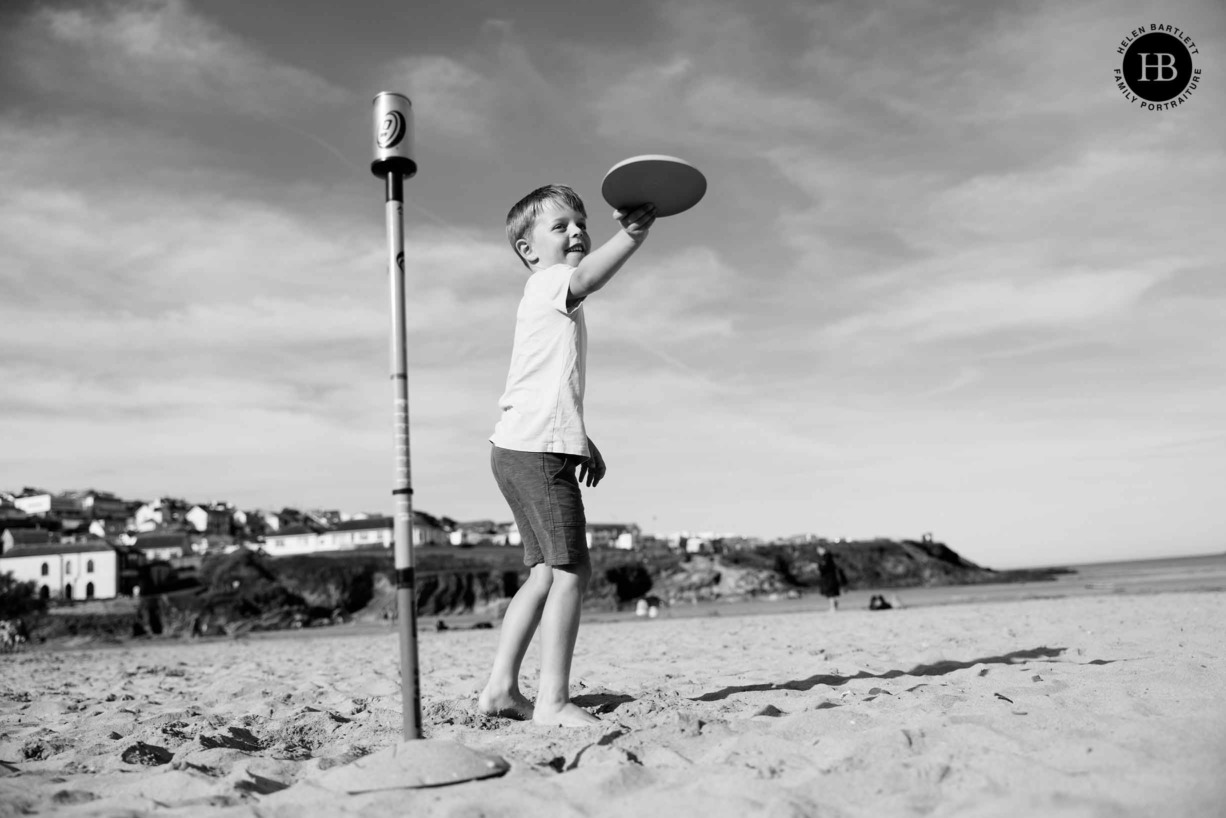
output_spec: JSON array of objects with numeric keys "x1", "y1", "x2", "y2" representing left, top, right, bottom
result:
[{"x1": 566, "y1": 245, "x2": 586, "y2": 254}]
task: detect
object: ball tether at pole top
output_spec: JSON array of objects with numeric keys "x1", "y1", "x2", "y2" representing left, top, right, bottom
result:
[{"x1": 323, "y1": 91, "x2": 508, "y2": 790}]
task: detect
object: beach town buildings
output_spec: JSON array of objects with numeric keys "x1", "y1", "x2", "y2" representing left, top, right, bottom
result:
[
  {"x1": 0, "y1": 539, "x2": 143, "y2": 601},
  {"x1": 2, "y1": 485, "x2": 656, "y2": 602}
]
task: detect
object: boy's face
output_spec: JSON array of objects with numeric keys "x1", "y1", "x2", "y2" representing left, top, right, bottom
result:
[{"x1": 517, "y1": 202, "x2": 589, "y2": 270}]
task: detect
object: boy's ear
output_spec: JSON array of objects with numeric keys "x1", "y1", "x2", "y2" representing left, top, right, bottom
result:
[{"x1": 514, "y1": 238, "x2": 535, "y2": 265}]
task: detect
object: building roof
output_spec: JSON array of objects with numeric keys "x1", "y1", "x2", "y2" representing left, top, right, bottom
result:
[
  {"x1": 588, "y1": 523, "x2": 639, "y2": 533},
  {"x1": 132, "y1": 532, "x2": 189, "y2": 550},
  {"x1": 0, "y1": 541, "x2": 117, "y2": 558},
  {"x1": 266, "y1": 514, "x2": 445, "y2": 538},
  {"x1": 415, "y1": 510, "x2": 443, "y2": 528},
  {"x1": 4, "y1": 529, "x2": 57, "y2": 545},
  {"x1": 330, "y1": 518, "x2": 393, "y2": 532},
  {"x1": 266, "y1": 525, "x2": 315, "y2": 537}
]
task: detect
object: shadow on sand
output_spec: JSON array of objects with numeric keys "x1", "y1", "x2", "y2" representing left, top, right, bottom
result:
[
  {"x1": 691, "y1": 646, "x2": 1095, "y2": 703},
  {"x1": 572, "y1": 692, "x2": 636, "y2": 714}
]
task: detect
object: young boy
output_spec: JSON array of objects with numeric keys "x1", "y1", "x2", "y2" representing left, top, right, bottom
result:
[{"x1": 479, "y1": 184, "x2": 656, "y2": 727}]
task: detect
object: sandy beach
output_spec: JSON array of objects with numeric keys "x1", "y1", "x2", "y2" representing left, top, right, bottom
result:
[{"x1": 2, "y1": 589, "x2": 1224, "y2": 817}]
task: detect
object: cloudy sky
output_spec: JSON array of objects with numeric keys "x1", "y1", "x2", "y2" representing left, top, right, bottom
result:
[{"x1": 1, "y1": 0, "x2": 1222, "y2": 568}]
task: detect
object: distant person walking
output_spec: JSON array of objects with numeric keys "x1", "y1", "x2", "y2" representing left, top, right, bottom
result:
[{"x1": 816, "y1": 546, "x2": 846, "y2": 612}]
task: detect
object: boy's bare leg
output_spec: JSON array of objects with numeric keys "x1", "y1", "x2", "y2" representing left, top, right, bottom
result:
[
  {"x1": 533, "y1": 562, "x2": 600, "y2": 726},
  {"x1": 479, "y1": 563, "x2": 552, "y2": 719}
]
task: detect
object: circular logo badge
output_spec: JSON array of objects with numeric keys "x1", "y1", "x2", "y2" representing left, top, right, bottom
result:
[
  {"x1": 1121, "y1": 32, "x2": 1193, "y2": 102},
  {"x1": 378, "y1": 111, "x2": 406, "y2": 149}
]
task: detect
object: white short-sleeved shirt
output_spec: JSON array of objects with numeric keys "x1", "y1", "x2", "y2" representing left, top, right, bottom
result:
[{"x1": 490, "y1": 264, "x2": 589, "y2": 457}]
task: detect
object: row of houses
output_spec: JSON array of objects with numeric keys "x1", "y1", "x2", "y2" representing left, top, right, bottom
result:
[
  {"x1": 262, "y1": 517, "x2": 640, "y2": 556},
  {"x1": 1, "y1": 487, "x2": 643, "y2": 601},
  {"x1": 3, "y1": 489, "x2": 345, "y2": 540},
  {"x1": 0, "y1": 520, "x2": 641, "y2": 603}
]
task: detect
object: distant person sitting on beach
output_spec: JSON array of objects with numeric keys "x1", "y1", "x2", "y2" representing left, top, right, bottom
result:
[
  {"x1": 645, "y1": 595, "x2": 662, "y2": 618},
  {"x1": 817, "y1": 546, "x2": 847, "y2": 612},
  {"x1": 478, "y1": 184, "x2": 658, "y2": 728},
  {"x1": 869, "y1": 594, "x2": 893, "y2": 610}
]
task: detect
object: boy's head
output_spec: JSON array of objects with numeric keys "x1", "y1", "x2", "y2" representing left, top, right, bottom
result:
[{"x1": 506, "y1": 184, "x2": 589, "y2": 271}]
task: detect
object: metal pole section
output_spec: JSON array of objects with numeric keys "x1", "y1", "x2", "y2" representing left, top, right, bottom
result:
[
  {"x1": 386, "y1": 172, "x2": 421, "y2": 740},
  {"x1": 372, "y1": 91, "x2": 420, "y2": 742}
]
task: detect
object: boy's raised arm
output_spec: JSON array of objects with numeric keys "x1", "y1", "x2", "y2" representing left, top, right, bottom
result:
[{"x1": 569, "y1": 204, "x2": 657, "y2": 301}]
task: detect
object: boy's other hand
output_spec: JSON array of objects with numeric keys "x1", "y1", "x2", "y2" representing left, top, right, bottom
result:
[
  {"x1": 580, "y1": 438, "x2": 606, "y2": 487},
  {"x1": 614, "y1": 203, "x2": 656, "y2": 241}
]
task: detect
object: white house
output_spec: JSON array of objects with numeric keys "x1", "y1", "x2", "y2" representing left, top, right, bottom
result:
[
  {"x1": 0, "y1": 541, "x2": 132, "y2": 601},
  {"x1": 133, "y1": 498, "x2": 190, "y2": 533},
  {"x1": 131, "y1": 532, "x2": 191, "y2": 562},
  {"x1": 413, "y1": 511, "x2": 449, "y2": 546},
  {"x1": 450, "y1": 520, "x2": 504, "y2": 546},
  {"x1": 262, "y1": 525, "x2": 323, "y2": 556},
  {"x1": 334, "y1": 518, "x2": 396, "y2": 549},
  {"x1": 88, "y1": 519, "x2": 127, "y2": 540},
  {"x1": 186, "y1": 504, "x2": 233, "y2": 535},
  {"x1": 76, "y1": 490, "x2": 130, "y2": 521},
  {"x1": 258, "y1": 511, "x2": 282, "y2": 532},
  {"x1": 11, "y1": 492, "x2": 81, "y2": 517},
  {"x1": 133, "y1": 503, "x2": 159, "y2": 532},
  {"x1": 501, "y1": 522, "x2": 522, "y2": 546},
  {"x1": 587, "y1": 523, "x2": 640, "y2": 551},
  {"x1": 262, "y1": 512, "x2": 448, "y2": 556}
]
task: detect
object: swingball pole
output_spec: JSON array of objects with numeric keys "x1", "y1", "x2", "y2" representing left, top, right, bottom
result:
[
  {"x1": 309, "y1": 96, "x2": 508, "y2": 790},
  {"x1": 371, "y1": 91, "x2": 422, "y2": 740}
]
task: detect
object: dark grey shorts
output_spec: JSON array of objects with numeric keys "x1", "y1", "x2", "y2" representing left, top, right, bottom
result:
[{"x1": 491, "y1": 445, "x2": 589, "y2": 567}]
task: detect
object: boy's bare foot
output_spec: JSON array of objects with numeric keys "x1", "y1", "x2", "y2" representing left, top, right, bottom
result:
[
  {"x1": 478, "y1": 688, "x2": 534, "y2": 721},
  {"x1": 532, "y1": 701, "x2": 601, "y2": 727}
]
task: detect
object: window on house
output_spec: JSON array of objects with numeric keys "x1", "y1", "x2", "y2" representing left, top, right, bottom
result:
[
  {"x1": 66, "y1": 561, "x2": 73, "y2": 575},
  {"x1": 41, "y1": 562, "x2": 49, "y2": 576},
  {"x1": 87, "y1": 560, "x2": 95, "y2": 573}
]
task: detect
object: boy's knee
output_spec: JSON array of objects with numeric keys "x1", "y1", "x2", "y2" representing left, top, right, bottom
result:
[
  {"x1": 552, "y1": 561, "x2": 591, "y2": 586},
  {"x1": 523, "y1": 563, "x2": 554, "y2": 593}
]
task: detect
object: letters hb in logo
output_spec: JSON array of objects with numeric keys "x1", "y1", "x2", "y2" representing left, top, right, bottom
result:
[
  {"x1": 1138, "y1": 52, "x2": 1178, "y2": 81},
  {"x1": 1122, "y1": 33, "x2": 1192, "y2": 101}
]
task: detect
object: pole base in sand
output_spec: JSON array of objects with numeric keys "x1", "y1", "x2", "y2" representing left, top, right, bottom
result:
[{"x1": 317, "y1": 739, "x2": 509, "y2": 792}]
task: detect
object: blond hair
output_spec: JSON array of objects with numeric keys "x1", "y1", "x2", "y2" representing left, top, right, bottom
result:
[{"x1": 505, "y1": 184, "x2": 586, "y2": 269}]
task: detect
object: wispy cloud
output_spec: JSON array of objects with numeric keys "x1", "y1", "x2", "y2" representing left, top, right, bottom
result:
[
  {"x1": 819, "y1": 268, "x2": 1166, "y2": 347},
  {"x1": 4, "y1": 0, "x2": 347, "y2": 118},
  {"x1": 387, "y1": 56, "x2": 499, "y2": 146}
]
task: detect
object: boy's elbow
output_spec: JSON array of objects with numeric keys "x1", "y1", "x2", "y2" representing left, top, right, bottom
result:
[{"x1": 569, "y1": 270, "x2": 601, "y2": 299}]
